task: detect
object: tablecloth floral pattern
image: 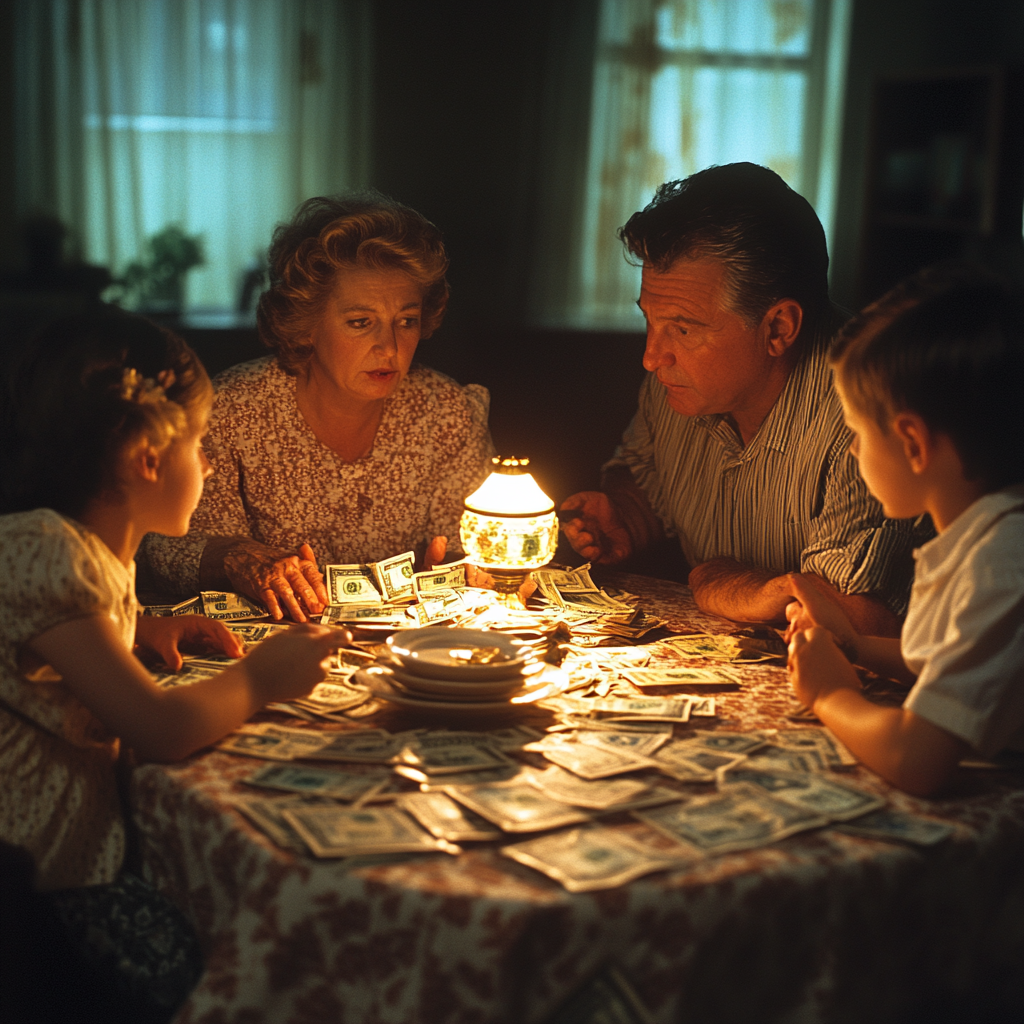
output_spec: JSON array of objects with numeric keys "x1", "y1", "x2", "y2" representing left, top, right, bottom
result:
[{"x1": 132, "y1": 573, "x2": 1024, "y2": 1024}]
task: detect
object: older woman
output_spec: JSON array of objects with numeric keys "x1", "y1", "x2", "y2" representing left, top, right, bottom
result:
[{"x1": 141, "y1": 194, "x2": 494, "y2": 620}]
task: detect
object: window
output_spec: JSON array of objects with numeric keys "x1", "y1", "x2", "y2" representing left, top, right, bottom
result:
[
  {"x1": 16, "y1": 0, "x2": 369, "y2": 316},
  {"x1": 546, "y1": 0, "x2": 851, "y2": 329}
]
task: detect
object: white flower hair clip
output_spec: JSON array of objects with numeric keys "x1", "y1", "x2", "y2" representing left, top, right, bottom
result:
[{"x1": 119, "y1": 367, "x2": 168, "y2": 405}]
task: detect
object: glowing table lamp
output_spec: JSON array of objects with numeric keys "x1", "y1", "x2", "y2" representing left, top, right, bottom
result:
[{"x1": 460, "y1": 457, "x2": 559, "y2": 605}]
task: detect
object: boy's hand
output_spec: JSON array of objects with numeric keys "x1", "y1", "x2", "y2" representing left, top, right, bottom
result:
[
  {"x1": 240, "y1": 624, "x2": 350, "y2": 704},
  {"x1": 135, "y1": 614, "x2": 245, "y2": 672},
  {"x1": 787, "y1": 627, "x2": 861, "y2": 709},
  {"x1": 784, "y1": 574, "x2": 858, "y2": 650}
]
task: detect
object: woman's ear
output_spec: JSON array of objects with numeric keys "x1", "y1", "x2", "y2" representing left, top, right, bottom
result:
[{"x1": 892, "y1": 412, "x2": 933, "y2": 474}]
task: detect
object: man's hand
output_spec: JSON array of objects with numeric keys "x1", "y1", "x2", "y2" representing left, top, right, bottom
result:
[
  {"x1": 787, "y1": 626, "x2": 861, "y2": 710},
  {"x1": 134, "y1": 614, "x2": 245, "y2": 672},
  {"x1": 559, "y1": 492, "x2": 633, "y2": 564},
  {"x1": 221, "y1": 539, "x2": 328, "y2": 623}
]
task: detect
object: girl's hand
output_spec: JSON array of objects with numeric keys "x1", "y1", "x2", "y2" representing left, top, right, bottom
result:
[
  {"x1": 787, "y1": 626, "x2": 861, "y2": 709},
  {"x1": 135, "y1": 614, "x2": 245, "y2": 672},
  {"x1": 240, "y1": 625, "x2": 350, "y2": 704},
  {"x1": 783, "y1": 574, "x2": 858, "y2": 650}
]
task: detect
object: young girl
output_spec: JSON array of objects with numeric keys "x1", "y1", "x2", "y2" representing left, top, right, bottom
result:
[
  {"x1": 0, "y1": 308, "x2": 344, "y2": 1021},
  {"x1": 785, "y1": 265, "x2": 1024, "y2": 797}
]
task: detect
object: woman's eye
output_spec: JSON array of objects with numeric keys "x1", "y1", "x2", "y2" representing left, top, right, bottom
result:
[
  {"x1": 399, "y1": 316, "x2": 420, "y2": 329},
  {"x1": 347, "y1": 319, "x2": 370, "y2": 330}
]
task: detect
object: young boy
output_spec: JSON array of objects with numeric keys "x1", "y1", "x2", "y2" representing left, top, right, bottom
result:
[{"x1": 785, "y1": 264, "x2": 1024, "y2": 796}]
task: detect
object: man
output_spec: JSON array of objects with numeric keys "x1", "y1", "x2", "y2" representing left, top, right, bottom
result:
[{"x1": 561, "y1": 163, "x2": 926, "y2": 634}]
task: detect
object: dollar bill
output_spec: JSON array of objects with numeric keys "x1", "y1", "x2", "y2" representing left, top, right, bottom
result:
[
  {"x1": 526, "y1": 765, "x2": 654, "y2": 810},
  {"x1": 244, "y1": 763, "x2": 390, "y2": 801},
  {"x1": 747, "y1": 744, "x2": 829, "y2": 773},
  {"x1": 370, "y1": 550, "x2": 416, "y2": 603},
  {"x1": 290, "y1": 681, "x2": 372, "y2": 715},
  {"x1": 576, "y1": 729, "x2": 669, "y2": 759},
  {"x1": 308, "y1": 729, "x2": 408, "y2": 763},
  {"x1": 395, "y1": 763, "x2": 525, "y2": 788},
  {"x1": 502, "y1": 822, "x2": 697, "y2": 893},
  {"x1": 635, "y1": 782, "x2": 829, "y2": 854},
  {"x1": 527, "y1": 735, "x2": 654, "y2": 780},
  {"x1": 228, "y1": 622, "x2": 290, "y2": 645},
  {"x1": 321, "y1": 604, "x2": 409, "y2": 626},
  {"x1": 443, "y1": 781, "x2": 592, "y2": 832},
  {"x1": 325, "y1": 564, "x2": 382, "y2": 605},
  {"x1": 555, "y1": 715, "x2": 674, "y2": 735},
  {"x1": 398, "y1": 791, "x2": 503, "y2": 841},
  {"x1": 689, "y1": 697, "x2": 717, "y2": 717},
  {"x1": 200, "y1": 591, "x2": 268, "y2": 621},
  {"x1": 659, "y1": 633, "x2": 777, "y2": 663},
  {"x1": 772, "y1": 727, "x2": 858, "y2": 768},
  {"x1": 410, "y1": 589, "x2": 467, "y2": 626},
  {"x1": 397, "y1": 740, "x2": 515, "y2": 775},
  {"x1": 218, "y1": 723, "x2": 337, "y2": 761},
  {"x1": 645, "y1": 741, "x2": 718, "y2": 783},
  {"x1": 412, "y1": 560, "x2": 468, "y2": 598},
  {"x1": 547, "y1": 694, "x2": 691, "y2": 722},
  {"x1": 621, "y1": 666, "x2": 740, "y2": 691},
  {"x1": 833, "y1": 808, "x2": 954, "y2": 845},
  {"x1": 282, "y1": 804, "x2": 452, "y2": 857},
  {"x1": 144, "y1": 596, "x2": 201, "y2": 617},
  {"x1": 484, "y1": 725, "x2": 543, "y2": 750},
  {"x1": 152, "y1": 664, "x2": 221, "y2": 689},
  {"x1": 717, "y1": 764, "x2": 885, "y2": 821},
  {"x1": 684, "y1": 730, "x2": 771, "y2": 756},
  {"x1": 231, "y1": 794, "x2": 334, "y2": 852}
]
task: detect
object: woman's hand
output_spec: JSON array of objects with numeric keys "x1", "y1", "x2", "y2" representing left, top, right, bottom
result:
[
  {"x1": 241, "y1": 625, "x2": 350, "y2": 704},
  {"x1": 134, "y1": 614, "x2": 245, "y2": 672},
  {"x1": 787, "y1": 626, "x2": 861, "y2": 710},
  {"x1": 783, "y1": 574, "x2": 859, "y2": 650},
  {"x1": 222, "y1": 539, "x2": 329, "y2": 622}
]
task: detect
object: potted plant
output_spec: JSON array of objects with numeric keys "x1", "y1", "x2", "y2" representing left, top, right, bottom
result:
[{"x1": 122, "y1": 225, "x2": 205, "y2": 317}]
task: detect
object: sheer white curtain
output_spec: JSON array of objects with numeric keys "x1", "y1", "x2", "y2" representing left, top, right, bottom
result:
[
  {"x1": 15, "y1": 0, "x2": 370, "y2": 313},
  {"x1": 531, "y1": 0, "x2": 851, "y2": 329}
]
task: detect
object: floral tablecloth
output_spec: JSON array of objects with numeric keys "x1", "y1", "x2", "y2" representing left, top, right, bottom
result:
[{"x1": 132, "y1": 574, "x2": 1024, "y2": 1024}]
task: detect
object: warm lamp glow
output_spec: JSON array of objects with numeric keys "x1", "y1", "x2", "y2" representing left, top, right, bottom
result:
[{"x1": 460, "y1": 457, "x2": 558, "y2": 602}]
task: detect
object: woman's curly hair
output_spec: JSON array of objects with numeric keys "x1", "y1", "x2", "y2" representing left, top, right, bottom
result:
[{"x1": 257, "y1": 192, "x2": 450, "y2": 374}]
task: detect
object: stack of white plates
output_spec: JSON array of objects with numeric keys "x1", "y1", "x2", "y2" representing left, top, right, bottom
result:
[{"x1": 355, "y1": 627, "x2": 554, "y2": 714}]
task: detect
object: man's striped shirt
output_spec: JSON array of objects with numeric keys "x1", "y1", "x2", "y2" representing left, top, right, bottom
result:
[{"x1": 608, "y1": 342, "x2": 930, "y2": 614}]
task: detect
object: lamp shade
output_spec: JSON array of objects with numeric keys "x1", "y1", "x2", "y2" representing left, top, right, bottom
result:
[{"x1": 460, "y1": 458, "x2": 558, "y2": 574}]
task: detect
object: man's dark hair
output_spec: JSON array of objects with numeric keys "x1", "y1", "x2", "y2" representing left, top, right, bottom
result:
[
  {"x1": 619, "y1": 163, "x2": 832, "y2": 336},
  {"x1": 832, "y1": 263, "x2": 1024, "y2": 491}
]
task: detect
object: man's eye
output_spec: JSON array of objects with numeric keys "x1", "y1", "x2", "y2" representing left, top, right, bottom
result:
[{"x1": 400, "y1": 316, "x2": 420, "y2": 328}]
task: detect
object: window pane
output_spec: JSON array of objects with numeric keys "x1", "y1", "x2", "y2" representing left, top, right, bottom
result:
[{"x1": 653, "y1": 0, "x2": 812, "y2": 57}]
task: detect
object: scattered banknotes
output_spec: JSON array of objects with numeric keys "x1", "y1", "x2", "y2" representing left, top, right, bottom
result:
[
  {"x1": 324, "y1": 564, "x2": 382, "y2": 605},
  {"x1": 834, "y1": 808, "x2": 955, "y2": 845},
  {"x1": 526, "y1": 734, "x2": 655, "y2": 780},
  {"x1": 398, "y1": 791, "x2": 503, "y2": 842},
  {"x1": 397, "y1": 738, "x2": 515, "y2": 775},
  {"x1": 309, "y1": 729, "x2": 410, "y2": 764},
  {"x1": 717, "y1": 764, "x2": 884, "y2": 821},
  {"x1": 443, "y1": 781, "x2": 592, "y2": 832},
  {"x1": 232, "y1": 794, "x2": 333, "y2": 852},
  {"x1": 503, "y1": 821, "x2": 697, "y2": 893},
  {"x1": 243, "y1": 763, "x2": 390, "y2": 801},
  {"x1": 282, "y1": 804, "x2": 454, "y2": 857},
  {"x1": 218, "y1": 722, "x2": 337, "y2": 761},
  {"x1": 635, "y1": 783, "x2": 829, "y2": 854},
  {"x1": 526, "y1": 765, "x2": 653, "y2": 810}
]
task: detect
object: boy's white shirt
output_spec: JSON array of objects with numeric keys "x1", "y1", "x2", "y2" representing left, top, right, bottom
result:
[{"x1": 902, "y1": 483, "x2": 1024, "y2": 757}]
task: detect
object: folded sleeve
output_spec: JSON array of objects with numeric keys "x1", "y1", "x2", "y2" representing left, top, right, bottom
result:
[
  {"x1": 137, "y1": 396, "x2": 254, "y2": 598},
  {"x1": 904, "y1": 556, "x2": 1024, "y2": 757},
  {"x1": 425, "y1": 383, "x2": 495, "y2": 554},
  {"x1": 800, "y1": 437, "x2": 927, "y2": 615}
]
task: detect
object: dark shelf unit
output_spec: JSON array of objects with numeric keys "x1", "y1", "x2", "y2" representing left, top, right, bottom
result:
[{"x1": 857, "y1": 65, "x2": 1024, "y2": 306}]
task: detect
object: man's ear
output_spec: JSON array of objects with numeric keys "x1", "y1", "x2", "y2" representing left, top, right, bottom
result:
[
  {"x1": 892, "y1": 412, "x2": 932, "y2": 474},
  {"x1": 763, "y1": 299, "x2": 803, "y2": 357}
]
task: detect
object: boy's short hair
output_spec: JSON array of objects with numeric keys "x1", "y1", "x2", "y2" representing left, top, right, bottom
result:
[{"x1": 831, "y1": 263, "x2": 1024, "y2": 491}]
